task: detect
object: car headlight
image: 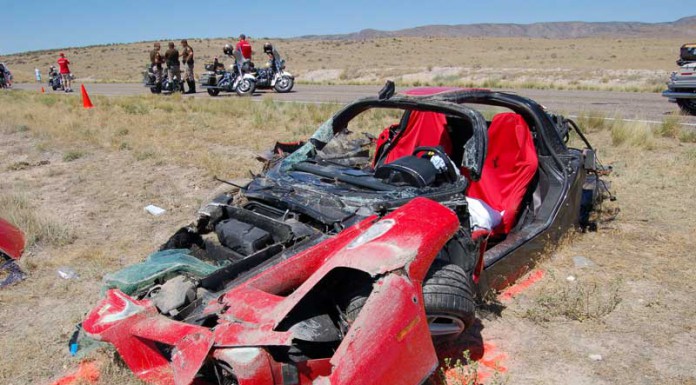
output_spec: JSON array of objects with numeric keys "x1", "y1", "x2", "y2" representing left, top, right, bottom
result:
[{"x1": 347, "y1": 219, "x2": 395, "y2": 249}]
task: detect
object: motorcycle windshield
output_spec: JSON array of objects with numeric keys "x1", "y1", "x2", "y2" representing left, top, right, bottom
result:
[{"x1": 272, "y1": 48, "x2": 282, "y2": 62}]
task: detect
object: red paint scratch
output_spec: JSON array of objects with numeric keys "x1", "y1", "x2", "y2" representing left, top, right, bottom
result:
[
  {"x1": 51, "y1": 360, "x2": 100, "y2": 385},
  {"x1": 498, "y1": 269, "x2": 545, "y2": 302}
]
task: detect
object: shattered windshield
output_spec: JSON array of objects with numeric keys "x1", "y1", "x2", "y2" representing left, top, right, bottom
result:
[{"x1": 280, "y1": 98, "x2": 488, "y2": 180}]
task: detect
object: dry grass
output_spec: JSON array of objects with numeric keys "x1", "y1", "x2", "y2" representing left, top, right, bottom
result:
[
  {"x1": 573, "y1": 112, "x2": 696, "y2": 149},
  {"x1": 610, "y1": 121, "x2": 655, "y2": 149},
  {"x1": 2, "y1": 92, "x2": 696, "y2": 384},
  {"x1": 0, "y1": 194, "x2": 74, "y2": 248},
  {"x1": 523, "y1": 277, "x2": 622, "y2": 323},
  {"x1": 0, "y1": 36, "x2": 684, "y2": 92},
  {"x1": 0, "y1": 92, "x2": 346, "y2": 178}
]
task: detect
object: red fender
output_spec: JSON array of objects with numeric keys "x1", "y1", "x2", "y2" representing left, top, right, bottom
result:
[{"x1": 0, "y1": 218, "x2": 25, "y2": 260}]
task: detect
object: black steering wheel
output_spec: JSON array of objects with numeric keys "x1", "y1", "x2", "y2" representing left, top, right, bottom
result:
[{"x1": 413, "y1": 146, "x2": 458, "y2": 183}]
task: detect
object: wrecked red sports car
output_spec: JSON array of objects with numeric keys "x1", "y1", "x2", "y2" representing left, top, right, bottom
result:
[{"x1": 83, "y1": 85, "x2": 609, "y2": 385}]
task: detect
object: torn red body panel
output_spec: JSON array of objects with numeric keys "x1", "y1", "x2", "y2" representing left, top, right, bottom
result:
[
  {"x1": 0, "y1": 218, "x2": 25, "y2": 260},
  {"x1": 83, "y1": 198, "x2": 459, "y2": 385}
]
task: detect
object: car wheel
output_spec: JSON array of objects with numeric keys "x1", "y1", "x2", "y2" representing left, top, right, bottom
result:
[
  {"x1": 207, "y1": 88, "x2": 220, "y2": 97},
  {"x1": 422, "y1": 260, "x2": 476, "y2": 338},
  {"x1": 342, "y1": 260, "x2": 475, "y2": 338},
  {"x1": 150, "y1": 87, "x2": 159, "y2": 94},
  {"x1": 677, "y1": 99, "x2": 696, "y2": 116},
  {"x1": 274, "y1": 77, "x2": 294, "y2": 93}
]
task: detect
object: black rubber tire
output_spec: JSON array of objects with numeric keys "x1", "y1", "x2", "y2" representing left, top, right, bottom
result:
[
  {"x1": 422, "y1": 260, "x2": 476, "y2": 333},
  {"x1": 345, "y1": 290, "x2": 369, "y2": 322},
  {"x1": 236, "y1": 79, "x2": 255, "y2": 96},
  {"x1": 677, "y1": 99, "x2": 696, "y2": 116},
  {"x1": 274, "y1": 76, "x2": 294, "y2": 93},
  {"x1": 150, "y1": 87, "x2": 159, "y2": 94},
  {"x1": 207, "y1": 88, "x2": 220, "y2": 97},
  {"x1": 342, "y1": 260, "x2": 475, "y2": 337}
]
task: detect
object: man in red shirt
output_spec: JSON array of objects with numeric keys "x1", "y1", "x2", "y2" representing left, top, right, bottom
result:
[
  {"x1": 57, "y1": 53, "x2": 73, "y2": 92},
  {"x1": 235, "y1": 34, "x2": 252, "y2": 60}
]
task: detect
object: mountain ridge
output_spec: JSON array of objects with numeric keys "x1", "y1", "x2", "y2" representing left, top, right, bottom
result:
[{"x1": 298, "y1": 16, "x2": 696, "y2": 40}]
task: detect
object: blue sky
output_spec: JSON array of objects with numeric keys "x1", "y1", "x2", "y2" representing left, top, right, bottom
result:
[{"x1": 1, "y1": 0, "x2": 692, "y2": 54}]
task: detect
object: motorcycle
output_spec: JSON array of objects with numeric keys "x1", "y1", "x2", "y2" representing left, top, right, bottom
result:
[
  {"x1": 254, "y1": 46, "x2": 294, "y2": 93},
  {"x1": 142, "y1": 64, "x2": 183, "y2": 94},
  {"x1": 48, "y1": 70, "x2": 63, "y2": 91},
  {"x1": 199, "y1": 50, "x2": 256, "y2": 97}
]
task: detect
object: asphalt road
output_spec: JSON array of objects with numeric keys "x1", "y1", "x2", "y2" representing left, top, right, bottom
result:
[{"x1": 13, "y1": 83, "x2": 696, "y2": 125}]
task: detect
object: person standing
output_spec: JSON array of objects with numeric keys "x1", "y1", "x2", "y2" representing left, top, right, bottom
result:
[
  {"x1": 164, "y1": 42, "x2": 181, "y2": 92},
  {"x1": 57, "y1": 53, "x2": 72, "y2": 92},
  {"x1": 150, "y1": 42, "x2": 164, "y2": 92},
  {"x1": 235, "y1": 34, "x2": 252, "y2": 60},
  {"x1": 35, "y1": 68, "x2": 41, "y2": 83},
  {"x1": 180, "y1": 39, "x2": 195, "y2": 94}
]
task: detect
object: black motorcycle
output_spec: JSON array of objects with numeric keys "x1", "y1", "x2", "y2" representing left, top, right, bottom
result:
[
  {"x1": 199, "y1": 50, "x2": 256, "y2": 97},
  {"x1": 254, "y1": 46, "x2": 294, "y2": 93},
  {"x1": 143, "y1": 65, "x2": 183, "y2": 94},
  {"x1": 48, "y1": 70, "x2": 63, "y2": 91}
]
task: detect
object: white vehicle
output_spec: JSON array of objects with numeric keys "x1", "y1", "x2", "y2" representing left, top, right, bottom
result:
[{"x1": 663, "y1": 43, "x2": 696, "y2": 115}]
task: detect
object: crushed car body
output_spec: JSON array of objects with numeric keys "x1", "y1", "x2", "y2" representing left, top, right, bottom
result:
[{"x1": 83, "y1": 85, "x2": 611, "y2": 385}]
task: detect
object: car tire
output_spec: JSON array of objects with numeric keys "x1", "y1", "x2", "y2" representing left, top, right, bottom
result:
[
  {"x1": 342, "y1": 260, "x2": 475, "y2": 338},
  {"x1": 207, "y1": 88, "x2": 220, "y2": 97},
  {"x1": 677, "y1": 99, "x2": 696, "y2": 116},
  {"x1": 422, "y1": 260, "x2": 476, "y2": 338}
]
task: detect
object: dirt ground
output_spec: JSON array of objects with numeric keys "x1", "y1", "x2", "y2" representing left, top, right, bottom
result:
[{"x1": 1, "y1": 91, "x2": 695, "y2": 384}]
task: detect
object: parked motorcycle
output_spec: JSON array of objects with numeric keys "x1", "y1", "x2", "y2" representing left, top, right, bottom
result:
[
  {"x1": 48, "y1": 70, "x2": 63, "y2": 91},
  {"x1": 199, "y1": 49, "x2": 256, "y2": 97},
  {"x1": 0, "y1": 63, "x2": 11, "y2": 89},
  {"x1": 254, "y1": 45, "x2": 294, "y2": 93},
  {"x1": 142, "y1": 65, "x2": 183, "y2": 94}
]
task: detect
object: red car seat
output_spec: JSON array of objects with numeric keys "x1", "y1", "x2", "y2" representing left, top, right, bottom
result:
[
  {"x1": 374, "y1": 111, "x2": 453, "y2": 166},
  {"x1": 467, "y1": 113, "x2": 538, "y2": 235}
]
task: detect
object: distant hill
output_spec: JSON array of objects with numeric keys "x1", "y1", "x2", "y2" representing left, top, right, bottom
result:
[{"x1": 300, "y1": 16, "x2": 696, "y2": 40}]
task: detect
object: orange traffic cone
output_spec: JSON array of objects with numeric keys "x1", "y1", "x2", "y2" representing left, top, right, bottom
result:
[
  {"x1": 81, "y1": 84, "x2": 93, "y2": 109},
  {"x1": 41, "y1": 87, "x2": 45, "y2": 93}
]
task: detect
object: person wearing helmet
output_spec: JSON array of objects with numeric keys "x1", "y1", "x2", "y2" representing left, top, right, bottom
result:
[
  {"x1": 150, "y1": 42, "x2": 164, "y2": 91},
  {"x1": 180, "y1": 39, "x2": 195, "y2": 94},
  {"x1": 263, "y1": 43, "x2": 275, "y2": 68},
  {"x1": 164, "y1": 42, "x2": 182, "y2": 92},
  {"x1": 235, "y1": 34, "x2": 252, "y2": 60},
  {"x1": 57, "y1": 53, "x2": 72, "y2": 92}
]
